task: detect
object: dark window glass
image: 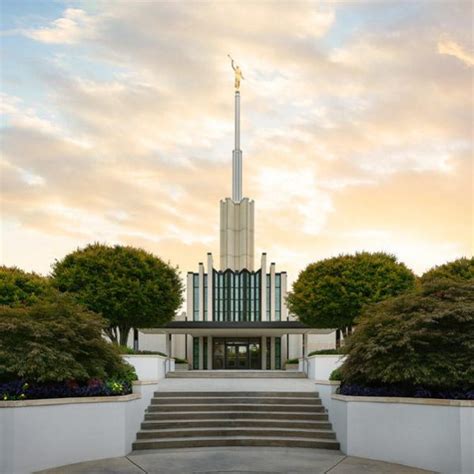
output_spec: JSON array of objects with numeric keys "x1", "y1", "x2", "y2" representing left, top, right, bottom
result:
[
  {"x1": 193, "y1": 337, "x2": 200, "y2": 370},
  {"x1": 275, "y1": 273, "x2": 281, "y2": 321},
  {"x1": 275, "y1": 336, "x2": 281, "y2": 369}
]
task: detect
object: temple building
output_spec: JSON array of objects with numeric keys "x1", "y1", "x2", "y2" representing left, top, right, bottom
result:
[{"x1": 135, "y1": 69, "x2": 336, "y2": 369}]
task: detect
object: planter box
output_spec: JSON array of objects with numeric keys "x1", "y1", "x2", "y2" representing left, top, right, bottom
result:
[
  {"x1": 0, "y1": 382, "x2": 160, "y2": 474},
  {"x1": 306, "y1": 355, "x2": 345, "y2": 380},
  {"x1": 122, "y1": 354, "x2": 170, "y2": 381},
  {"x1": 285, "y1": 364, "x2": 299, "y2": 371},
  {"x1": 328, "y1": 394, "x2": 473, "y2": 474},
  {"x1": 175, "y1": 363, "x2": 189, "y2": 371}
]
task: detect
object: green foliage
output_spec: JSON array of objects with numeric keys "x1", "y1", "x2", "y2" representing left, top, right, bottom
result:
[
  {"x1": 339, "y1": 279, "x2": 474, "y2": 389},
  {"x1": 329, "y1": 368, "x2": 342, "y2": 381},
  {"x1": 174, "y1": 357, "x2": 188, "y2": 364},
  {"x1": 308, "y1": 348, "x2": 345, "y2": 356},
  {"x1": 118, "y1": 346, "x2": 168, "y2": 357},
  {"x1": 0, "y1": 266, "x2": 51, "y2": 306},
  {"x1": 421, "y1": 257, "x2": 474, "y2": 284},
  {"x1": 0, "y1": 293, "x2": 136, "y2": 383},
  {"x1": 285, "y1": 358, "x2": 299, "y2": 365},
  {"x1": 287, "y1": 252, "x2": 416, "y2": 330},
  {"x1": 52, "y1": 243, "x2": 184, "y2": 345}
]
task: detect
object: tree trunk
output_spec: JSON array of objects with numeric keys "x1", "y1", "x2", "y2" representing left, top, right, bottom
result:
[
  {"x1": 119, "y1": 326, "x2": 131, "y2": 346},
  {"x1": 104, "y1": 326, "x2": 118, "y2": 344}
]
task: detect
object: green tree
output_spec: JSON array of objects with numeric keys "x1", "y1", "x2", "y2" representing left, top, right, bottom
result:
[
  {"x1": 421, "y1": 257, "x2": 474, "y2": 284},
  {"x1": 0, "y1": 266, "x2": 51, "y2": 306},
  {"x1": 0, "y1": 293, "x2": 134, "y2": 383},
  {"x1": 339, "y1": 279, "x2": 474, "y2": 389},
  {"x1": 287, "y1": 252, "x2": 416, "y2": 334},
  {"x1": 52, "y1": 243, "x2": 184, "y2": 345}
]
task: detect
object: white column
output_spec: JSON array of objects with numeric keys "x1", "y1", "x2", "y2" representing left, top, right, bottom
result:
[
  {"x1": 166, "y1": 333, "x2": 172, "y2": 357},
  {"x1": 270, "y1": 262, "x2": 276, "y2": 321},
  {"x1": 260, "y1": 253, "x2": 267, "y2": 321},
  {"x1": 207, "y1": 253, "x2": 213, "y2": 321},
  {"x1": 198, "y1": 263, "x2": 204, "y2": 321},
  {"x1": 281, "y1": 334, "x2": 287, "y2": 366},
  {"x1": 187, "y1": 272, "x2": 193, "y2": 320},
  {"x1": 232, "y1": 91, "x2": 242, "y2": 203}
]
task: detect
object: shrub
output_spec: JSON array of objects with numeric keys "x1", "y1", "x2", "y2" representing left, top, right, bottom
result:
[
  {"x1": 339, "y1": 279, "x2": 474, "y2": 391},
  {"x1": 329, "y1": 368, "x2": 342, "y2": 381},
  {"x1": 0, "y1": 293, "x2": 136, "y2": 384},
  {"x1": 308, "y1": 348, "x2": 345, "y2": 356},
  {"x1": 174, "y1": 357, "x2": 188, "y2": 364},
  {"x1": 285, "y1": 358, "x2": 299, "y2": 365},
  {"x1": 0, "y1": 378, "x2": 133, "y2": 401}
]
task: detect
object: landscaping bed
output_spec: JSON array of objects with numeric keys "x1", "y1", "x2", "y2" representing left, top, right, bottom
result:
[{"x1": 1, "y1": 378, "x2": 133, "y2": 401}]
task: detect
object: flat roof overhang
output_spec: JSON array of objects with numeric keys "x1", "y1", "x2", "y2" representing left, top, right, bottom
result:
[{"x1": 141, "y1": 321, "x2": 335, "y2": 336}]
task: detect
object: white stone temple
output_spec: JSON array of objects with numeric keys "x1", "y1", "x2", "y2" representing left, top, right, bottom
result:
[{"x1": 133, "y1": 76, "x2": 337, "y2": 369}]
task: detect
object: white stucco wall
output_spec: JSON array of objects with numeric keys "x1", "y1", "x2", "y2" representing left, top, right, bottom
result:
[
  {"x1": 307, "y1": 332, "x2": 337, "y2": 351},
  {"x1": 329, "y1": 395, "x2": 474, "y2": 474},
  {"x1": 122, "y1": 354, "x2": 173, "y2": 381},
  {"x1": 306, "y1": 355, "x2": 344, "y2": 380},
  {"x1": 0, "y1": 381, "x2": 159, "y2": 474}
]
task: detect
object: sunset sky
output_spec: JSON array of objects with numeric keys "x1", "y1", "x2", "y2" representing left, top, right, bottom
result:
[{"x1": 1, "y1": 0, "x2": 472, "y2": 285}]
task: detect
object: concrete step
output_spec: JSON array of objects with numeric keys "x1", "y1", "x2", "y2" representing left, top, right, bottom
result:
[
  {"x1": 144, "y1": 411, "x2": 329, "y2": 421},
  {"x1": 136, "y1": 427, "x2": 337, "y2": 440},
  {"x1": 132, "y1": 436, "x2": 340, "y2": 450},
  {"x1": 165, "y1": 371, "x2": 306, "y2": 379},
  {"x1": 150, "y1": 397, "x2": 322, "y2": 405},
  {"x1": 153, "y1": 391, "x2": 317, "y2": 398},
  {"x1": 147, "y1": 403, "x2": 325, "y2": 413},
  {"x1": 141, "y1": 419, "x2": 333, "y2": 430}
]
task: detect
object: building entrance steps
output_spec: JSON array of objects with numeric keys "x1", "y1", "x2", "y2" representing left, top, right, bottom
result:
[
  {"x1": 132, "y1": 389, "x2": 339, "y2": 451},
  {"x1": 166, "y1": 370, "x2": 306, "y2": 378}
]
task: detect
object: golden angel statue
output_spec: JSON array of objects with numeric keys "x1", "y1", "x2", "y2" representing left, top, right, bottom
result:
[{"x1": 228, "y1": 54, "x2": 244, "y2": 90}]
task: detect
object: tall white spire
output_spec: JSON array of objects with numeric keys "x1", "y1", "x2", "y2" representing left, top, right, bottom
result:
[{"x1": 232, "y1": 90, "x2": 242, "y2": 202}]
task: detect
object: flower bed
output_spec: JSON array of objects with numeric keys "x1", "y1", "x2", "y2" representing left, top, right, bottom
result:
[
  {"x1": 1, "y1": 379, "x2": 133, "y2": 401},
  {"x1": 338, "y1": 383, "x2": 474, "y2": 400}
]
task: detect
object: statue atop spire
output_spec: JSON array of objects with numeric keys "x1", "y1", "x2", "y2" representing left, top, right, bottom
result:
[{"x1": 228, "y1": 54, "x2": 244, "y2": 91}]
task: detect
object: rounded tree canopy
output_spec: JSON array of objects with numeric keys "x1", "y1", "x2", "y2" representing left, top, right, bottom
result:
[
  {"x1": 0, "y1": 266, "x2": 51, "y2": 307},
  {"x1": 52, "y1": 243, "x2": 184, "y2": 344},
  {"x1": 286, "y1": 252, "x2": 416, "y2": 330},
  {"x1": 421, "y1": 257, "x2": 474, "y2": 284}
]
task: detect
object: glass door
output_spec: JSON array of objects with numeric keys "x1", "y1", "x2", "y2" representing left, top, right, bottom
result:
[{"x1": 237, "y1": 345, "x2": 248, "y2": 369}]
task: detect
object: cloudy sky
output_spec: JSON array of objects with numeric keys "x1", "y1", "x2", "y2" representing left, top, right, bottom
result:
[{"x1": 1, "y1": 0, "x2": 472, "y2": 285}]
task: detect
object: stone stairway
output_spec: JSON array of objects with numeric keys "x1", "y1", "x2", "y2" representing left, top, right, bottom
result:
[
  {"x1": 132, "y1": 391, "x2": 340, "y2": 450},
  {"x1": 166, "y1": 370, "x2": 306, "y2": 378}
]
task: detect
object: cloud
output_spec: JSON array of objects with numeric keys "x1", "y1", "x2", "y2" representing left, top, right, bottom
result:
[
  {"x1": 1, "y1": 0, "x2": 472, "y2": 282},
  {"x1": 438, "y1": 36, "x2": 474, "y2": 67},
  {"x1": 24, "y1": 8, "x2": 96, "y2": 44}
]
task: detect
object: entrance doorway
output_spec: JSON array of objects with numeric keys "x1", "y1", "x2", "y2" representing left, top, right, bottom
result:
[{"x1": 213, "y1": 338, "x2": 261, "y2": 370}]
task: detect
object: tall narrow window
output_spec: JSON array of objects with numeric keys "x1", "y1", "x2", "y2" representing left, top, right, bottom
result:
[
  {"x1": 266, "y1": 275, "x2": 271, "y2": 320},
  {"x1": 275, "y1": 336, "x2": 281, "y2": 370},
  {"x1": 203, "y1": 274, "x2": 208, "y2": 321},
  {"x1": 193, "y1": 337, "x2": 200, "y2": 370},
  {"x1": 193, "y1": 274, "x2": 199, "y2": 321},
  {"x1": 203, "y1": 337, "x2": 208, "y2": 370},
  {"x1": 275, "y1": 274, "x2": 281, "y2": 321}
]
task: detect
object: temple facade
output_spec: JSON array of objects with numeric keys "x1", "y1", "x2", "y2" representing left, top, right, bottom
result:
[{"x1": 134, "y1": 78, "x2": 337, "y2": 369}]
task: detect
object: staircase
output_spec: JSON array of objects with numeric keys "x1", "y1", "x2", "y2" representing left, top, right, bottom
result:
[{"x1": 132, "y1": 391, "x2": 340, "y2": 450}]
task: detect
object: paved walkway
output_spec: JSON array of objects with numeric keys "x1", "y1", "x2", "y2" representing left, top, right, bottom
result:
[
  {"x1": 39, "y1": 447, "x2": 434, "y2": 473},
  {"x1": 152, "y1": 377, "x2": 318, "y2": 392}
]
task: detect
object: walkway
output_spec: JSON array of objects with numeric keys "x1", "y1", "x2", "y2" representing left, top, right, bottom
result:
[
  {"x1": 39, "y1": 447, "x2": 433, "y2": 473},
  {"x1": 153, "y1": 376, "x2": 317, "y2": 392}
]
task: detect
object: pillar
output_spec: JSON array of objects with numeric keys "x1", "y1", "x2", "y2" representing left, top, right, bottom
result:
[
  {"x1": 261, "y1": 253, "x2": 267, "y2": 321},
  {"x1": 270, "y1": 262, "x2": 276, "y2": 321},
  {"x1": 261, "y1": 336, "x2": 267, "y2": 369}
]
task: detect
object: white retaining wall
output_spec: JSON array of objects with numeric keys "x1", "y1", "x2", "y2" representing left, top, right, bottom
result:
[
  {"x1": 122, "y1": 354, "x2": 174, "y2": 381},
  {"x1": 304, "y1": 355, "x2": 344, "y2": 380},
  {"x1": 0, "y1": 381, "x2": 160, "y2": 474},
  {"x1": 317, "y1": 386, "x2": 474, "y2": 474}
]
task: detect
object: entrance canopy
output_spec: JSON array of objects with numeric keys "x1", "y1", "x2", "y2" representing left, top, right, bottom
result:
[{"x1": 142, "y1": 321, "x2": 333, "y2": 337}]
